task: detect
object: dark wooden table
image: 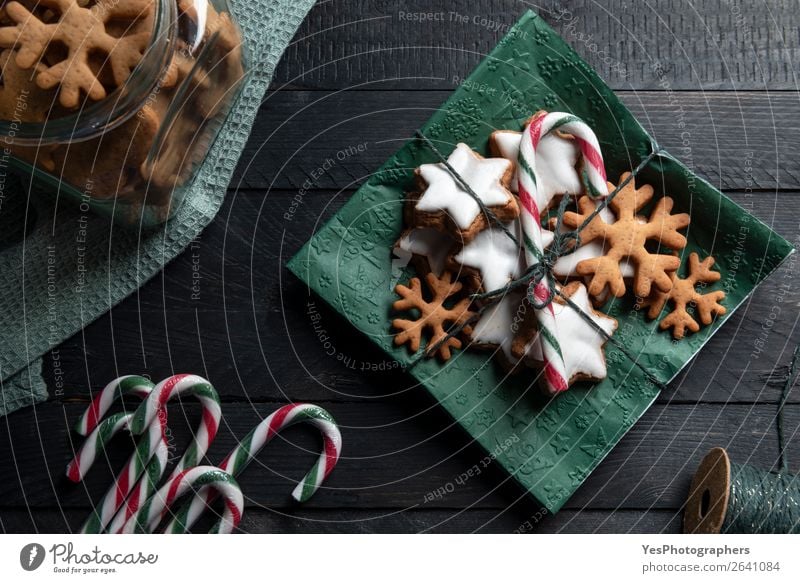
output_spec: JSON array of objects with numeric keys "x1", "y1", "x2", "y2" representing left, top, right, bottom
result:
[{"x1": 2, "y1": 0, "x2": 799, "y2": 534}]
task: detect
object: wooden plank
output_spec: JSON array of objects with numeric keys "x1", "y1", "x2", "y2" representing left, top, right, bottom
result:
[
  {"x1": 273, "y1": 0, "x2": 800, "y2": 91},
  {"x1": 239, "y1": 90, "x2": 800, "y2": 192},
  {"x1": 4, "y1": 0, "x2": 797, "y2": 538},
  {"x1": 0, "y1": 508, "x2": 681, "y2": 533},
  {"x1": 0, "y1": 402, "x2": 791, "y2": 512},
  {"x1": 43, "y1": 189, "x2": 800, "y2": 405}
]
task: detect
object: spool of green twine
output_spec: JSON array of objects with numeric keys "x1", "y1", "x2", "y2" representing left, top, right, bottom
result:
[{"x1": 684, "y1": 346, "x2": 800, "y2": 534}]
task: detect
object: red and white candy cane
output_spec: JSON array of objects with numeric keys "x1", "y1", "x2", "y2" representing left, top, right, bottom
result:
[
  {"x1": 100, "y1": 374, "x2": 223, "y2": 533},
  {"x1": 119, "y1": 466, "x2": 243, "y2": 534},
  {"x1": 66, "y1": 409, "x2": 169, "y2": 534},
  {"x1": 129, "y1": 374, "x2": 222, "y2": 478},
  {"x1": 69, "y1": 376, "x2": 159, "y2": 533},
  {"x1": 174, "y1": 403, "x2": 342, "y2": 527},
  {"x1": 221, "y1": 403, "x2": 341, "y2": 501},
  {"x1": 517, "y1": 111, "x2": 608, "y2": 394},
  {"x1": 71, "y1": 374, "x2": 222, "y2": 533},
  {"x1": 74, "y1": 375, "x2": 154, "y2": 436}
]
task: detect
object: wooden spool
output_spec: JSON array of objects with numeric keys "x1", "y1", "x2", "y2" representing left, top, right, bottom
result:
[{"x1": 683, "y1": 447, "x2": 731, "y2": 534}]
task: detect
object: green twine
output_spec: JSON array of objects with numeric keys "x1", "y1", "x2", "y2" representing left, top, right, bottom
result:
[
  {"x1": 723, "y1": 464, "x2": 800, "y2": 533},
  {"x1": 722, "y1": 344, "x2": 800, "y2": 534},
  {"x1": 407, "y1": 131, "x2": 668, "y2": 390}
]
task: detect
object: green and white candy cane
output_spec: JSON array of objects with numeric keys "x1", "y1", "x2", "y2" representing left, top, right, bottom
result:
[
  {"x1": 516, "y1": 111, "x2": 608, "y2": 394},
  {"x1": 75, "y1": 375, "x2": 154, "y2": 436},
  {"x1": 173, "y1": 403, "x2": 342, "y2": 528},
  {"x1": 119, "y1": 466, "x2": 244, "y2": 534},
  {"x1": 129, "y1": 373, "x2": 223, "y2": 478},
  {"x1": 70, "y1": 375, "x2": 159, "y2": 533},
  {"x1": 67, "y1": 409, "x2": 169, "y2": 534},
  {"x1": 221, "y1": 403, "x2": 342, "y2": 501},
  {"x1": 102, "y1": 374, "x2": 223, "y2": 533},
  {"x1": 70, "y1": 374, "x2": 222, "y2": 534},
  {"x1": 67, "y1": 417, "x2": 167, "y2": 534}
]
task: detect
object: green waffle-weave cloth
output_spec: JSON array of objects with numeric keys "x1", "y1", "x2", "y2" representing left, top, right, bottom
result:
[{"x1": 0, "y1": 0, "x2": 316, "y2": 416}]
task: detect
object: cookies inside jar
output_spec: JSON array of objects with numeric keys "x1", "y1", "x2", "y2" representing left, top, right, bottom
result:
[{"x1": 0, "y1": 0, "x2": 247, "y2": 226}]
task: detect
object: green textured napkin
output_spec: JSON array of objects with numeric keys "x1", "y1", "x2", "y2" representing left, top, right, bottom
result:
[
  {"x1": 288, "y1": 10, "x2": 795, "y2": 511},
  {"x1": 0, "y1": 0, "x2": 317, "y2": 417}
]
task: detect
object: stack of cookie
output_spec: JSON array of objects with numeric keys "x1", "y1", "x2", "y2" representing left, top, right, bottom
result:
[
  {"x1": 0, "y1": 0, "x2": 244, "y2": 222},
  {"x1": 391, "y1": 113, "x2": 727, "y2": 391}
]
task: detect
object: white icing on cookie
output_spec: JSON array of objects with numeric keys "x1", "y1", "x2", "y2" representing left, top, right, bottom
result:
[
  {"x1": 416, "y1": 143, "x2": 513, "y2": 230},
  {"x1": 541, "y1": 227, "x2": 555, "y2": 249},
  {"x1": 491, "y1": 130, "x2": 582, "y2": 208},
  {"x1": 551, "y1": 206, "x2": 636, "y2": 279},
  {"x1": 470, "y1": 291, "x2": 525, "y2": 364},
  {"x1": 394, "y1": 228, "x2": 453, "y2": 276},
  {"x1": 454, "y1": 221, "x2": 524, "y2": 292},
  {"x1": 522, "y1": 283, "x2": 617, "y2": 381}
]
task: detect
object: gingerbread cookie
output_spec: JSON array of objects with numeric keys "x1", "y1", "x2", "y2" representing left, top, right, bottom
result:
[
  {"x1": 452, "y1": 220, "x2": 524, "y2": 293},
  {"x1": 489, "y1": 126, "x2": 582, "y2": 205},
  {"x1": 0, "y1": 0, "x2": 154, "y2": 108},
  {"x1": 52, "y1": 99, "x2": 162, "y2": 198},
  {"x1": 645, "y1": 252, "x2": 726, "y2": 339},
  {"x1": 407, "y1": 143, "x2": 519, "y2": 242},
  {"x1": 513, "y1": 282, "x2": 618, "y2": 384},
  {"x1": 561, "y1": 173, "x2": 691, "y2": 299},
  {"x1": 549, "y1": 205, "x2": 638, "y2": 284},
  {"x1": 392, "y1": 271, "x2": 476, "y2": 361},
  {"x1": 138, "y1": 82, "x2": 210, "y2": 196},
  {"x1": 0, "y1": 48, "x2": 56, "y2": 123}
]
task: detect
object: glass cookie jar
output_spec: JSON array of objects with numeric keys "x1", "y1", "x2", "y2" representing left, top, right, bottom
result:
[{"x1": 0, "y1": 0, "x2": 248, "y2": 227}]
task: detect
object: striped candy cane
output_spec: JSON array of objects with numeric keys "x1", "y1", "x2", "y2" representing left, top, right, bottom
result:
[
  {"x1": 517, "y1": 111, "x2": 608, "y2": 394},
  {"x1": 74, "y1": 374, "x2": 222, "y2": 534},
  {"x1": 70, "y1": 375, "x2": 159, "y2": 533},
  {"x1": 67, "y1": 409, "x2": 169, "y2": 533},
  {"x1": 119, "y1": 466, "x2": 243, "y2": 534},
  {"x1": 221, "y1": 403, "x2": 341, "y2": 501},
  {"x1": 173, "y1": 403, "x2": 342, "y2": 527},
  {"x1": 75, "y1": 375, "x2": 154, "y2": 436},
  {"x1": 98, "y1": 374, "x2": 223, "y2": 533},
  {"x1": 129, "y1": 374, "x2": 222, "y2": 478},
  {"x1": 103, "y1": 436, "x2": 170, "y2": 533},
  {"x1": 68, "y1": 412, "x2": 135, "y2": 482}
]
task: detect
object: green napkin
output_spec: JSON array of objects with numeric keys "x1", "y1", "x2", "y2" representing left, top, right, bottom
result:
[
  {"x1": 0, "y1": 0, "x2": 317, "y2": 417},
  {"x1": 288, "y1": 10, "x2": 795, "y2": 511}
]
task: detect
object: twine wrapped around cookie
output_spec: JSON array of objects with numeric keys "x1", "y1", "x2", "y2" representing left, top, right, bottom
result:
[{"x1": 410, "y1": 125, "x2": 669, "y2": 392}]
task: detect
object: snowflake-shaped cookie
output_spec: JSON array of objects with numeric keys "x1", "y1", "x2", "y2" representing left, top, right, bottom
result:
[
  {"x1": 550, "y1": 205, "x2": 637, "y2": 282},
  {"x1": 645, "y1": 252, "x2": 726, "y2": 339},
  {"x1": 392, "y1": 271, "x2": 476, "y2": 361},
  {"x1": 561, "y1": 173, "x2": 691, "y2": 299},
  {"x1": 0, "y1": 48, "x2": 51, "y2": 122},
  {"x1": 0, "y1": 0, "x2": 154, "y2": 107}
]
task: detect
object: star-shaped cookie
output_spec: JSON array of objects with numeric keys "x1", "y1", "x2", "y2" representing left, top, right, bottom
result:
[
  {"x1": 409, "y1": 143, "x2": 518, "y2": 241},
  {"x1": 514, "y1": 282, "x2": 618, "y2": 384},
  {"x1": 393, "y1": 227, "x2": 455, "y2": 276},
  {"x1": 453, "y1": 220, "x2": 524, "y2": 293},
  {"x1": 489, "y1": 128, "x2": 582, "y2": 210},
  {"x1": 468, "y1": 291, "x2": 525, "y2": 367}
]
